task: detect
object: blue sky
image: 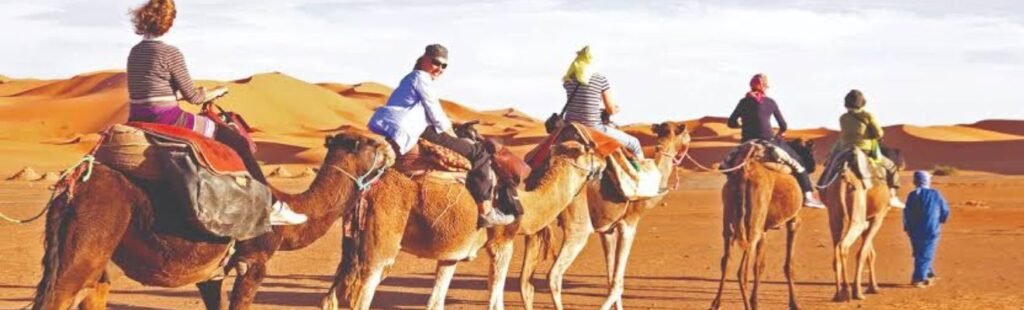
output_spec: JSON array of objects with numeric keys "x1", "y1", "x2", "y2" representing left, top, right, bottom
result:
[{"x1": 2, "y1": 0, "x2": 1022, "y2": 128}]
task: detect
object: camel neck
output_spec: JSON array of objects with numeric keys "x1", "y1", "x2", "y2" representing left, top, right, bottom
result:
[
  {"x1": 517, "y1": 158, "x2": 591, "y2": 232},
  {"x1": 276, "y1": 161, "x2": 359, "y2": 250}
]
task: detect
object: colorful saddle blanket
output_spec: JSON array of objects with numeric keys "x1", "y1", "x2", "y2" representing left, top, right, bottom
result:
[{"x1": 127, "y1": 122, "x2": 247, "y2": 175}]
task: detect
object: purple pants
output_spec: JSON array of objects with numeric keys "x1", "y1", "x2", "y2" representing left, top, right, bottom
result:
[{"x1": 129, "y1": 104, "x2": 216, "y2": 138}]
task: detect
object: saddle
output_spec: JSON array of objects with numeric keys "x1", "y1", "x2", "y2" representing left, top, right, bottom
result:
[
  {"x1": 527, "y1": 122, "x2": 662, "y2": 201},
  {"x1": 395, "y1": 139, "x2": 472, "y2": 182},
  {"x1": 391, "y1": 122, "x2": 532, "y2": 216},
  {"x1": 721, "y1": 140, "x2": 795, "y2": 174},
  {"x1": 94, "y1": 123, "x2": 271, "y2": 240},
  {"x1": 819, "y1": 147, "x2": 884, "y2": 189},
  {"x1": 524, "y1": 122, "x2": 621, "y2": 170}
]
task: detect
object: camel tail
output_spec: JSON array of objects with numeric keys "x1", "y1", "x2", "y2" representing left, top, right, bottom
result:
[
  {"x1": 537, "y1": 225, "x2": 558, "y2": 261},
  {"x1": 31, "y1": 191, "x2": 72, "y2": 309}
]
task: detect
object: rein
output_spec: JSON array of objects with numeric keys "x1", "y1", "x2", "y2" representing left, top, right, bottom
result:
[{"x1": 1, "y1": 137, "x2": 103, "y2": 224}]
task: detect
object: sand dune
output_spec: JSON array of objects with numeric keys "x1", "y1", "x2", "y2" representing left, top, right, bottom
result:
[
  {"x1": 0, "y1": 70, "x2": 1021, "y2": 175},
  {"x1": 963, "y1": 119, "x2": 1024, "y2": 136},
  {"x1": 900, "y1": 125, "x2": 1024, "y2": 142}
]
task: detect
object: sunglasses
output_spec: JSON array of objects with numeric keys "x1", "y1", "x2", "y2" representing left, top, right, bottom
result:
[{"x1": 431, "y1": 58, "x2": 448, "y2": 69}]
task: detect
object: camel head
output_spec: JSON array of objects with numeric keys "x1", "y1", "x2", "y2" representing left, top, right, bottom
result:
[
  {"x1": 551, "y1": 141, "x2": 605, "y2": 176},
  {"x1": 544, "y1": 113, "x2": 565, "y2": 134},
  {"x1": 651, "y1": 121, "x2": 691, "y2": 155},
  {"x1": 322, "y1": 126, "x2": 396, "y2": 180},
  {"x1": 785, "y1": 138, "x2": 817, "y2": 174}
]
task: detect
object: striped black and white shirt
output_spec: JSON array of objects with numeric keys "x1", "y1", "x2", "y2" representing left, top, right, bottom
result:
[
  {"x1": 126, "y1": 39, "x2": 205, "y2": 105},
  {"x1": 563, "y1": 73, "x2": 610, "y2": 127}
]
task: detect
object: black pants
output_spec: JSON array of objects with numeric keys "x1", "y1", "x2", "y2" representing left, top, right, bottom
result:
[
  {"x1": 420, "y1": 128, "x2": 495, "y2": 204},
  {"x1": 215, "y1": 124, "x2": 268, "y2": 184},
  {"x1": 768, "y1": 138, "x2": 814, "y2": 193}
]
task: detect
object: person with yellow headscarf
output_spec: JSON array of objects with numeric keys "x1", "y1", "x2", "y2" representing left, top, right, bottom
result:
[{"x1": 561, "y1": 46, "x2": 645, "y2": 161}]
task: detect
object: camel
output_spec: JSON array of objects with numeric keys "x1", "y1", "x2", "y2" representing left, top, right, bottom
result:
[
  {"x1": 821, "y1": 148, "x2": 901, "y2": 301},
  {"x1": 519, "y1": 121, "x2": 691, "y2": 310},
  {"x1": 319, "y1": 140, "x2": 603, "y2": 310},
  {"x1": 30, "y1": 128, "x2": 393, "y2": 310},
  {"x1": 709, "y1": 139, "x2": 817, "y2": 310}
]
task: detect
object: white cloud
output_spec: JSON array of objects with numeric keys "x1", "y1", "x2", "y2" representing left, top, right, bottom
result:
[{"x1": 1, "y1": 0, "x2": 1022, "y2": 129}]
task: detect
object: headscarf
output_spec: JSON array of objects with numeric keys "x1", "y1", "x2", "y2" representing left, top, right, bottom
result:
[
  {"x1": 563, "y1": 46, "x2": 594, "y2": 85},
  {"x1": 747, "y1": 73, "x2": 768, "y2": 104},
  {"x1": 914, "y1": 170, "x2": 932, "y2": 188}
]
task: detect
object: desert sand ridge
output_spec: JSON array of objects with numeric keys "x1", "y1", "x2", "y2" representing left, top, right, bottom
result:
[{"x1": 0, "y1": 70, "x2": 1021, "y2": 175}]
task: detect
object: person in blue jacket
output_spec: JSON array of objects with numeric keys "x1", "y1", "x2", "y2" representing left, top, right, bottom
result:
[{"x1": 903, "y1": 170, "x2": 950, "y2": 288}]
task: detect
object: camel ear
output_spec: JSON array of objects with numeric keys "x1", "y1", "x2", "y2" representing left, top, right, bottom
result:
[
  {"x1": 324, "y1": 135, "x2": 335, "y2": 148},
  {"x1": 651, "y1": 123, "x2": 668, "y2": 137}
]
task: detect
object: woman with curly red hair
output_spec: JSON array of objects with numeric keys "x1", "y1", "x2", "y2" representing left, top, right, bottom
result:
[{"x1": 126, "y1": 0, "x2": 306, "y2": 225}]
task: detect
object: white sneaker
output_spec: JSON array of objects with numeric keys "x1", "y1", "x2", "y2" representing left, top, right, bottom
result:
[
  {"x1": 803, "y1": 192, "x2": 826, "y2": 209},
  {"x1": 269, "y1": 200, "x2": 307, "y2": 225},
  {"x1": 888, "y1": 189, "x2": 905, "y2": 208},
  {"x1": 479, "y1": 209, "x2": 515, "y2": 228},
  {"x1": 889, "y1": 196, "x2": 905, "y2": 209}
]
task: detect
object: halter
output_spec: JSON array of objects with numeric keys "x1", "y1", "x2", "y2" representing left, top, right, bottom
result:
[{"x1": 327, "y1": 150, "x2": 388, "y2": 193}]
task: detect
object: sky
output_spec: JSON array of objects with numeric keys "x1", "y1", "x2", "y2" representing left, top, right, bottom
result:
[{"x1": 1, "y1": 0, "x2": 1022, "y2": 129}]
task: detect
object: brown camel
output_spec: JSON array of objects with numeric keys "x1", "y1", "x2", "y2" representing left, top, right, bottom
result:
[
  {"x1": 822, "y1": 150, "x2": 897, "y2": 301},
  {"x1": 319, "y1": 140, "x2": 602, "y2": 310},
  {"x1": 709, "y1": 139, "x2": 817, "y2": 310},
  {"x1": 30, "y1": 128, "x2": 392, "y2": 310},
  {"x1": 519, "y1": 121, "x2": 691, "y2": 310}
]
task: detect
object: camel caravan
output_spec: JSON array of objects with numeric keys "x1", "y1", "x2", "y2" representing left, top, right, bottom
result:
[{"x1": 22, "y1": 1, "x2": 919, "y2": 309}]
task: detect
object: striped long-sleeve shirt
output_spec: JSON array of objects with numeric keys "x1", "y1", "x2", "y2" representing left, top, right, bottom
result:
[
  {"x1": 563, "y1": 73, "x2": 610, "y2": 127},
  {"x1": 126, "y1": 39, "x2": 205, "y2": 105}
]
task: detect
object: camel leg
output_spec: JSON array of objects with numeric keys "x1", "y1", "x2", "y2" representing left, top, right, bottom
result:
[
  {"x1": 321, "y1": 238, "x2": 352, "y2": 310},
  {"x1": 785, "y1": 219, "x2": 801, "y2": 310},
  {"x1": 228, "y1": 259, "x2": 268, "y2": 310},
  {"x1": 750, "y1": 235, "x2": 767, "y2": 310},
  {"x1": 853, "y1": 239, "x2": 869, "y2": 300},
  {"x1": 487, "y1": 239, "x2": 514, "y2": 310},
  {"x1": 737, "y1": 238, "x2": 758, "y2": 310},
  {"x1": 79, "y1": 271, "x2": 111, "y2": 310},
  {"x1": 598, "y1": 230, "x2": 622, "y2": 310},
  {"x1": 348, "y1": 264, "x2": 387, "y2": 310},
  {"x1": 600, "y1": 224, "x2": 637, "y2": 310},
  {"x1": 427, "y1": 260, "x2": 459, "y2": 310},
  {"x1": 709, "y1": 237, "x2": 734, "y2": 310},
  {"x1": 196, "y1": 279, "x2": 226, "y2": 310},
  {"x1": 866, "y1": 245, "x2": 880, "y2": 294},
  {"x1": 519, "y1": 234, "x2": 542, "y2": 310},
  {"x1": 34, "y1": 194, "x2": 132, "y2": 310},
  {"x1": 860, "y1": 216, "x2": 886, "y2": 296},
  {"x1": 548, "y1": 224, "x2": 593, "y2": 310}
]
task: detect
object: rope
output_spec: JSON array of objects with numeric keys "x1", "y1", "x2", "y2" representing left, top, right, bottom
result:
[
  {"x1": 430, "y1": 182, "x2": 465, "y2": 229},
  {"x1": 0, "y1": 155, "x2": 97, "y2": 224},
  {"x1": 814, "y1": 165, "x2": 846, "y2": 190},
  {"x1": 681, "y1": 146, "x2": 756, "y2": 174}
]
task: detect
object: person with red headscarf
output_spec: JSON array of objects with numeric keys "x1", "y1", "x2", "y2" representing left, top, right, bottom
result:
[{"x1": 727, "y1": 73, "x2": 825, "y2": 208}]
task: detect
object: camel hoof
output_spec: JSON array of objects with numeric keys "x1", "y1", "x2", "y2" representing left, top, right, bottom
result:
[
  {"x1": 853, "y1": 292, "x2": 866, "y2": 301},
  {"x1": 320, "y1": 289, "x2": 339, "y2": 310},
  {"x1": 832, "y1": 292, "x2": 849, "y2": 302},
  {"x1": 866, "y1": 287, "x2": 880, "y2": 294}
]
